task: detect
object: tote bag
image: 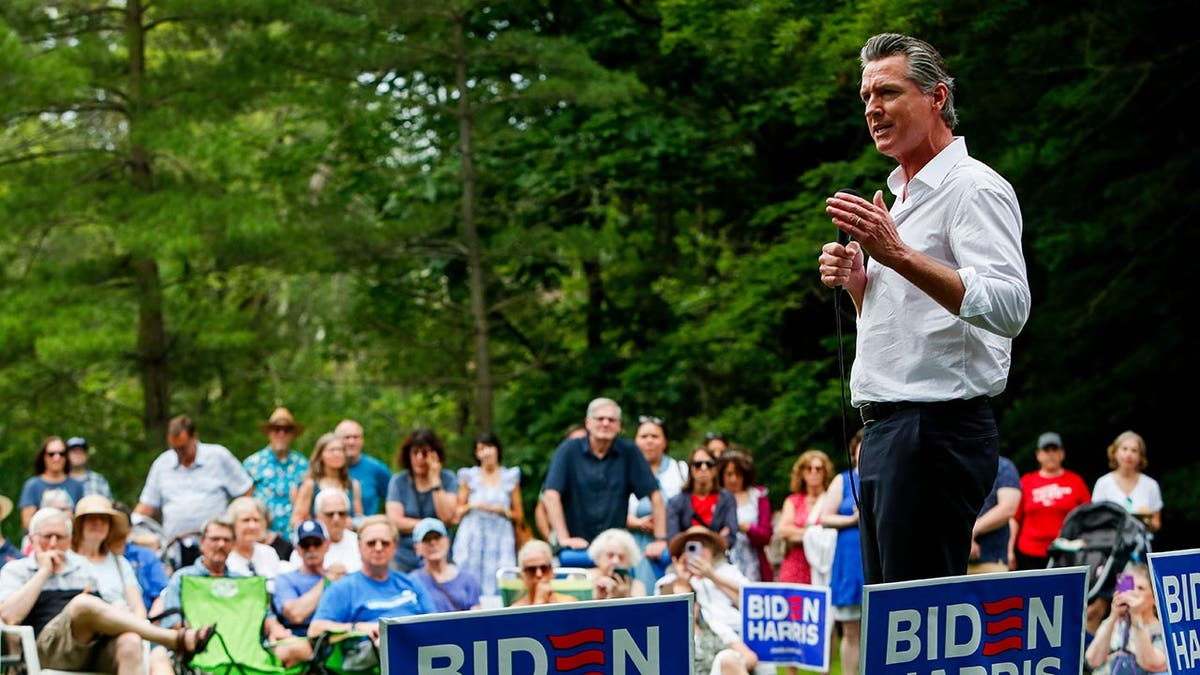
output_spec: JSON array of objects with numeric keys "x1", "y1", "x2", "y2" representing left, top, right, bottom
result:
[{"x1": 802, "y1": 494, "x2": 837, "y2": 586}]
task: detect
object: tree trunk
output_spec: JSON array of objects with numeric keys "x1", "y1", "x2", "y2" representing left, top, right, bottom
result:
[
  {"x1": 127, "y1": 0, "x2": 169, "y2": 451},
  {"x1": 454, "y1": 13, "x2": 493, "y2": 434}
]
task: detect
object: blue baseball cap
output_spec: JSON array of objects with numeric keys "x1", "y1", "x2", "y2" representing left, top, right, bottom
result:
[{"x1": 412, "y1": 518, "x2": 448, "y2": 542}]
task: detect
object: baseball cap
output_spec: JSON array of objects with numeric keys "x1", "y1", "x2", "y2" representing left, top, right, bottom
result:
[
  {"x1": 412, "y1": 517, "x2": 448, "y2": 543},
  {"x1": 66, "y1": 436, "x2": 89, "y2": 450},
  {"x1": 294, "y1": 519, "x2": 328, "y2": 543},
  {"x1": 1037, "y1": 432, "x2": 1063, "y2": 449}
]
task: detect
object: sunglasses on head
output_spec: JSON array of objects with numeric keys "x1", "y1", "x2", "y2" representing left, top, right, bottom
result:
[
  {"x1": 638, "y1": 415, "x2": 664, "y2": 426},
  {"x1": 522, "y1": 563, "x2": 553, "y2": 576},
  {"x1": 703, "y1": 431, "x2": 725, "y2": 442}
]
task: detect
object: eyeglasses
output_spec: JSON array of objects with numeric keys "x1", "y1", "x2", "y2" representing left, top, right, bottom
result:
[
  {"x1": 321, "y1": 511, "x2": 348, "y2": 518},
  {"x1": 298, "y1": 539, "x2": 324, "y2": 549},
  {"x1": 522, "y1": 563, "x2": 552, "y2": 576},
  {"x1": 638, "y1": 415, "x2": 664, "y2": 426},
  {"x1": 589, "y1": 415, "x2": 620, "y2": 424},
  {"x1": 692, "y1": 460, "x2": 716, "y2": 469},
  {"x1": 362, "y1": 539, "x2": 393, "y2": 549}
]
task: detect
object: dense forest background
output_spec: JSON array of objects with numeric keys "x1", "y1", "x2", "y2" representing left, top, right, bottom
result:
[{"x1": 2, "y1": 0, "x2": 1196, "y2": 552}]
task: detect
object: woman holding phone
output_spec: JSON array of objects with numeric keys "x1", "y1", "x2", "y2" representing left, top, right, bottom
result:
[
  {"x1": 1084, "y1": 563, "x2": 1168, "y2": 674},
  {"x1": 587, "y1": 528, "x2": 647, "y2": 599}
]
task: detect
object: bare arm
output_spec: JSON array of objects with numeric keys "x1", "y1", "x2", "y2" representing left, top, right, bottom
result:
[
  {"x1": 0, "y1": 551, "x2": 56, "y2": 625},
  {"x1": 292, "y1": 480, "x2": 315, "y2": 527},
  {"x1": 820, "y1": 476, "x2": 857, "y2": 529},
  {"x1": 775, "y1": 498, "x2": 803, "y2": 544},
  {"x1": 973, "y1": 487, "x2": 1020, "y2": 538},
  {"x1": 280, "y1": 580, "x2": 326, "y2": 626}
]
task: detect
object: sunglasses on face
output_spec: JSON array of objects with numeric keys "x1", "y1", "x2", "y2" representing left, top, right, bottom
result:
[
  {"x1": 692, "y1": 460, "x2": 716, "y2": 469},
  {"x1": 363, "y1": 539, "x2": 394, "y2": 549},
  {"x1": 522, "y1": 563, "x2": 552, "y2": 576},
  {"x1": 803, "y1": 465, "x2": 824, "y2": 473},
  {"x1": 298, "y1": 539, "x2": 324, "y2": 549},
  {"x1": 269, "y1": 426, "x2": 295, "y2": 433},
  {"x1": 45, "y1": 451, "x2": 66, "y2": 458}
]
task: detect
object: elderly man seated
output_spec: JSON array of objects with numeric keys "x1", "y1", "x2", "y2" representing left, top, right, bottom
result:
[
  {"x1": 0, "y1": 508, "x2": 216, "y2": 674},
  {"x1": 309, "y1": 515, "x2": 435, "y2": 646}
]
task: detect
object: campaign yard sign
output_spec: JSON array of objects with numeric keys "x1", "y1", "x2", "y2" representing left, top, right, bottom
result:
[
  {"x1": 741, "y1": 582, "x2": 832, "y2": 671},
  {"x1": 381, "y1": 594, "x2": 692, "y2": 675},
  {"x1": 861, "y1": 567, "x2": 1087, "y2": 675},
  {"x1": 1149, "y1": 548, "x2": 1200, "y2": 674}
]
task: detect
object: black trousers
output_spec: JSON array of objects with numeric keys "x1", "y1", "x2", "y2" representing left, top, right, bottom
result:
[{"x1": 858, "y1": 398, "x2": 999, "y2": 584}]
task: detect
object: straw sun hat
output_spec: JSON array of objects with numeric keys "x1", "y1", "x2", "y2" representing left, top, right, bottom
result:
[{"x1": 72, "y1": 495, "x2": 130, "y2": 551}]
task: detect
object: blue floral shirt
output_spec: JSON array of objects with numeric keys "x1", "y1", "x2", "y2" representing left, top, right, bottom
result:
[{"x1": 243, "y1": 447, "x2": 309, "y2": 537}]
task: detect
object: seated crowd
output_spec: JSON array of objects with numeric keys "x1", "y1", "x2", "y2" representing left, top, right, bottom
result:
[{"x1": 0, "y1": 402, "x2": 1169, "y2": 675}]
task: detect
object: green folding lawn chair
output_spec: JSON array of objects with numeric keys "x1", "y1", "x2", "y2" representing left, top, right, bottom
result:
[{"x1": 177, "y1": 576, "x2": 307, "y2": 675}]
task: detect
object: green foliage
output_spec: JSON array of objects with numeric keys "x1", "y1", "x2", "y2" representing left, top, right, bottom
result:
[{"x1": 2, "y1": 0, "x2": 1197, "y2": 553}]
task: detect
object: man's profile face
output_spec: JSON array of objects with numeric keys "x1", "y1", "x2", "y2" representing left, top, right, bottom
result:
[
  {"x1": 860, "y1": 54, "x2": 945, "y2": 163},
  {"x1": 336, "y1": 421, "x2": 364, "y2": 462},
  {"x1": 585, "y1": 404, "x2": 621, "y2": 443}
]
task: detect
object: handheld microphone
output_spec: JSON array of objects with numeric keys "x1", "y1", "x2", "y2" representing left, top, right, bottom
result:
[{"x1": 836, "y1": 188, "x2": 862, "y2": 246}]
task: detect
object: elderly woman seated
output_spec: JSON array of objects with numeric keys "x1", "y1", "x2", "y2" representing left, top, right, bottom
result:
[
  {"x1": 587, "y1": 528, "x2": 648, "y2": 599},
  {"x1": 509, "y1": 540, "x2": 580, "y2": 607}
]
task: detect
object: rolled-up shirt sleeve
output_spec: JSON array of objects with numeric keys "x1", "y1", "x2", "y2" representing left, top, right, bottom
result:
[{"x1": 954, "y1": 186, "x2": 1030, "y2": 338}]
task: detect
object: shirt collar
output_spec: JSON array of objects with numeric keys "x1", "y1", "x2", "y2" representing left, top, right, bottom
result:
[{"x1": 887, "y1": 136, "x2": 967, "y2": 200}]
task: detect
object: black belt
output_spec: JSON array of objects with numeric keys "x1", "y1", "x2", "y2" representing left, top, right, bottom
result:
[{"x1": 858, "y1": 397, "x2": 989, "y2": 425}]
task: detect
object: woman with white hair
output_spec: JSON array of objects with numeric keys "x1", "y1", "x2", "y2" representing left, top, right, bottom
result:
[
  {"x1": 587, "y1": 528, "x2": 647, "y2": 599},
  {"x1": 224, "y1": 496, "x2": 285, "y2": 584}
]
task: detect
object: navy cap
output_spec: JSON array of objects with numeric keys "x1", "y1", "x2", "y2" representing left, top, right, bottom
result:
[
  {"x1": 294, "y1": 518, "x2": 328, "y2": 543},
  {"x1": 66, "y1": 436, "x2": 88, "y2": 450}
]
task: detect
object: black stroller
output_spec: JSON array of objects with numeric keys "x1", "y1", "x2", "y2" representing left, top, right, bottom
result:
[{"x1": 1046, "y1": 501, "x2": 1152, "y2": 602}]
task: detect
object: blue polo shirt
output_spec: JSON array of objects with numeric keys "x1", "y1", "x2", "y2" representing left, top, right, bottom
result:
[
  {"x1": 349, "y1": 453, "x2": 392, "y2": 516},
  {"x1": 542, "y1": 435, "x2": 660, "y2": 544}
]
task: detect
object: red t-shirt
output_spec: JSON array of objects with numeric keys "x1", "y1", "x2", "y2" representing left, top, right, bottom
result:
[
  {"x1": 691, "y1": 493, "x2": 718, "y2": 528},
  {"x1": 1014, "y1": 470, "x2": 1091, "y2": 557}
]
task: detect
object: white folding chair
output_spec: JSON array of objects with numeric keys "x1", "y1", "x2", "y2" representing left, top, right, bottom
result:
[{"x1": 0, "y1": 619, "x2": 149, "y2": 675}]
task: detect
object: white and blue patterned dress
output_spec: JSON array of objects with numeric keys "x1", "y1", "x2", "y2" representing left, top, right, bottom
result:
[{"x1": 451, "y1": 465, "x2": 520, "y2": 596}]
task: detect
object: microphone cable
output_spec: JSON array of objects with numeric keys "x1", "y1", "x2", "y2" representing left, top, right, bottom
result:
[{"x1": 833, "y1": 189, "x2": 862, "y2": 509}]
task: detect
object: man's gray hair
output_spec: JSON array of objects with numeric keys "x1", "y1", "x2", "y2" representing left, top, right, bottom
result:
[
  {"x1": 586, "y1": 397, "x2": 622, "y2": 420},
  {"x1": 315, "y1": 487, "x2": 350, "y2": 513},
  {"x1": 29, "y1": 507, "x2": 72, "y2": 536},
  {"x1": 200, "y1": 516, "x2": 235, "y2": 539},
  {"x1": 861, "y1": 33, "x2": 957, "y2": 129}
]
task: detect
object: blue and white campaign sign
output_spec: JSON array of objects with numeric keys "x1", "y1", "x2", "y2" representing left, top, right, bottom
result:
[
  {"x1": 741, "y1": 582, "x2": 832, "y2": 671},
  {"x1": 1149, "y1": 548, "x2": 1200, "y2": 674},
  {"x1": 381, "y1": 594, "x2": 692, "y2": 675},
  {"x1": 861, "y1": 567, "x2": 1087, "y2": 674}
]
